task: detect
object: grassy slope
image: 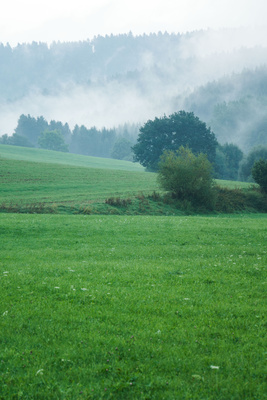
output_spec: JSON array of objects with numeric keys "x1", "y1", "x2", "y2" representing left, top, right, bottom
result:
[
  {"x1": 0, "y1": 144, "x2": 145, "y2": 172},
  {"x1": 0, "y1": 213, "x2": 266, "y2": 399},
  {"x1": 0, "y1": 146, "x2": 266, "y2": 398},
  {"x1": 0, "y1": 158, "x2": 159, "y2": 206},
  {"x1": 0, "y1": 145, "x2": 161, "y2": 211},
  {"x1": 0, "y1": 145, "x2": 255, "y2": 212}
]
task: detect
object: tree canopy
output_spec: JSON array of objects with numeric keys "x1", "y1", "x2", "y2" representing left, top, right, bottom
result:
[
  {"x1": 132, "y1": 111, "x2": 218, "y2": 171},
  {"x1": 38, "y1": 130, "x2": 69, "y2": 152}
]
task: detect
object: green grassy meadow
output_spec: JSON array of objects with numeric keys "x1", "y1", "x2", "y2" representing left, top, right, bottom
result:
[
  {"x1": 0, "y1": 145, "x2": 161, "y2": 213},
  {"x1": 0, "y1": 145, "x2": 266, "y2": 399},
  {"x1": 0, "y1": 145, "x2": 145, "y2": 172},
  {"x1": 0, "y1": 158, "x2": 159, "y2": 207},
  {"x1": 0, "y1": 213, "x2": 266, "y2": 399},
  {"x1": 0, "y1": 145, "x2": 258, "y2": 215}
]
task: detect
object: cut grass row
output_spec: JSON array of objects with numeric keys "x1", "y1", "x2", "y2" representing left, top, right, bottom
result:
[{"x1": 0, "y1": 213, "x2": 266, "y2": 399}]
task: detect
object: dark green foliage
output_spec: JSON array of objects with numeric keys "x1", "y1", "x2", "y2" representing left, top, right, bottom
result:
[
  {"x1": 111, "y1": 138, "x2": 133, "y2": 160},
  {"x1": 239, "y1": 146, "x2": 267, "y2": 181},
  {"x1": 0, "y1": 133, "x2": 33, "y2": 147},
  {"x1": 157, "y1": 146, "x2": 216, "y2": 210},
  {"x1": 13, "y1": 114, "x2": 72, "y2": 148},
  {"x1": 215, "y1": 186, "x2": 267, "y2": 213},
  {"x1": 38, "y1": 130, "x2": 69, "y2": 152},
  {"x1": 252, "y1": 159, "x2": 267, "y2": 193},
  {"x1": 133, "y1": 111, "x2": 218, "y2": 171},
  {"x1": 214, "y1": 143, "x2": 243, "y2": 180}
]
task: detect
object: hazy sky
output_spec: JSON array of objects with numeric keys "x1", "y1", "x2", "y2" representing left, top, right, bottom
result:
[{"x1": 1, "y1": 0, "x2": 266, "y2": 45}]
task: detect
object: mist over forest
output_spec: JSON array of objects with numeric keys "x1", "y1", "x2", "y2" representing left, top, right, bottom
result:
[{"x1": 1, "y1": 27, "x2": 267, "y2": 154}]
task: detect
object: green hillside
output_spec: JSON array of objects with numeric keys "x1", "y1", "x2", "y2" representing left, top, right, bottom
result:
[
  {"x1": 0, "y1": 158, "x2": 158, "y2": 207},
  {"x1": 1, "y1": 145, "x2": 263, "y2": 215},
  {"x1": 0, "y1": 144, "x2": 145, "y2": 172}
]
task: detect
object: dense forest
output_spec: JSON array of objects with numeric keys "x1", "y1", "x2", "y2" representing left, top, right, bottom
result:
[
  {"x1": 0, "y1": 114, "x2": 139, "y2": 160},
  {"x1": 183, "y1": 67, "x2": 267, "y2": 151},
  {"x1": 1, "y1": 29, "x2": 267, "y2": 178},
  {"x1": 1, "y1": 29, "x2": 266, "y2": 100}
]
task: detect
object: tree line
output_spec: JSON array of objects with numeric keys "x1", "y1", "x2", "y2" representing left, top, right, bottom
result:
[
  {"x1": 1, "y1": 111, "x2": 266, "y2": 183},
  {"x1": 0, "y1": 114, "x2": 138, "y2": 161},
  {"x1": 132, "y1": 110, "x2": 267, "y2": 182}
]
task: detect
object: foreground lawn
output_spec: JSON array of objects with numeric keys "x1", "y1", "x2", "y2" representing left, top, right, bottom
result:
[{"x1": 0, "y1": 214, "x2": 266, "y2": 399}]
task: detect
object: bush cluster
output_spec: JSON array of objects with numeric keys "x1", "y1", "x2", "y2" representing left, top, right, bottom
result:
[
  {"x1": 158, "y1": 146, "x2": 216, "y2": 210},
  {"x1": 252, "y1": 159, "x2": 267, "y2": 193}
]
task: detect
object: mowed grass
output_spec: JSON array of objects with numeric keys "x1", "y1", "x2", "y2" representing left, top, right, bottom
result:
[
  {"x1": 0, "y1": 144, "x2": 145, "y2": 172},
  {"x1": 0, "y1": 158, "x2": 159, "y2": 206},
  {"x1": 0, "y1": 213, "x2": 266, "y2": 399}
]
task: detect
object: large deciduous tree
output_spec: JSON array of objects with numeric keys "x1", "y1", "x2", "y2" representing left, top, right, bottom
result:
[{"x1": 132, "y1": 111, "x2": 217, "y2": 171}]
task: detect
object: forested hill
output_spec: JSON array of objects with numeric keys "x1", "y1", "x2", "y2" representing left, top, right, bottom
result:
[
  {"x1": 0, "y1": 29, "x2": 267, "y2": 152},
  {"x1": 1, "y1": 29, "x2": 267, "y2": 101},
  {"x1": 182, "y1": 67, "x2": 267, "y2": 151}
]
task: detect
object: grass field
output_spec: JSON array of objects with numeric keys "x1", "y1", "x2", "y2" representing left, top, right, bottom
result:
[
  {"x1": 0, "y1": 158, "x2": 159, "y2": 206},
  {"x1": 0, "y1": 213, "x2": 266, "y2": 399},
  {"x1": 0, "y1": 145, "x2": 161, "y2": 213},
  {"x1": 0, "y1": 145, "x2": 258, "y2": 215},
  {"x1": 0, "y1": 145, "x2": 266, "y2": 398},
  {"x1": 0, "y1": 145, "x2": 145, "y2": 172}
]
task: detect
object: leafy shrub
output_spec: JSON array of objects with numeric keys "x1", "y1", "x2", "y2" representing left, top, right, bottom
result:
[
  {"x1": 215, "y1": 186, "x2": 267, "y2": 213},
  {"x1": 252, "y1": 159, "x2": 267, "y2": 193},
  {"x1": 158, "y1": 146, "x2": 216, "y2": 210}
]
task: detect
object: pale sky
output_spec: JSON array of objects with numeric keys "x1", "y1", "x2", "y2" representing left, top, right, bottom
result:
[{"x1": 1, "y1": 0, "x2": 266, "y2": 45}]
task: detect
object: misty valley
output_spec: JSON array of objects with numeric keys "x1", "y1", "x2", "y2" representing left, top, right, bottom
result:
[
  {"x1": 1, "y1": 30, "x2": 267, "y2": 155},
  {"x1": 0, "y1": 28, "x2": 267, "y2": 400}
]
